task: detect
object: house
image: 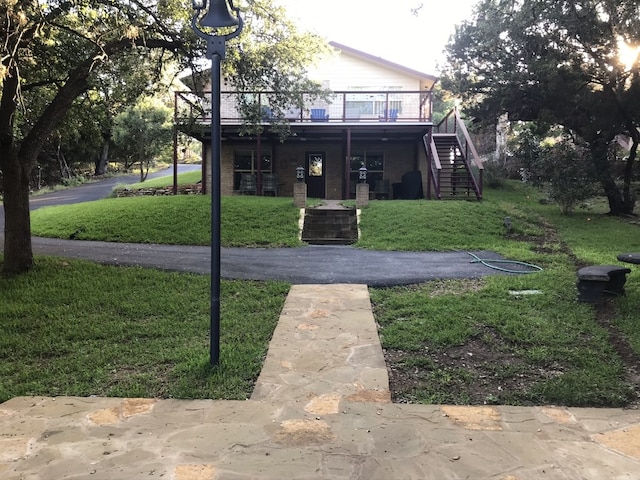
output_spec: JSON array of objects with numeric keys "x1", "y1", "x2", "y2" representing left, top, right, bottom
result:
[{"x1": 175, "y1": 41, "x2": 483, "y2": 201}]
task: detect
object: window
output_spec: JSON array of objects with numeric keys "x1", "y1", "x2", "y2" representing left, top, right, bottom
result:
[
  {"x1": 349, "y1": 152, "x2": 384, "y2": 195},
  {"x1": 233, "y1": 151, "x2": 272, "y2": 190},
  {"x1": 344, "y1": 89, "x2": 404, "y2": 120}
]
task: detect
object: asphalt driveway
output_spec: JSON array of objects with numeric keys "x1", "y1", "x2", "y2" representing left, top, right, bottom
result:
[
  {"x1": 2, "y1": 167, "x2": 518, "y2": 286},
  {"x1": 25, "y1": 237, "x2": 514, "y2": 286}
]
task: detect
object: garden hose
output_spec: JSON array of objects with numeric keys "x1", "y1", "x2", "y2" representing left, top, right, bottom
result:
[{"x1": 467, "y1": 252, "x2": 544, "y2": 274}]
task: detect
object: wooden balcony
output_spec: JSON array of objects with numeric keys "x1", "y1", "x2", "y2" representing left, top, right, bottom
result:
[{"x1": 175, "y1": 90, "x2": 434, "y2": 126}]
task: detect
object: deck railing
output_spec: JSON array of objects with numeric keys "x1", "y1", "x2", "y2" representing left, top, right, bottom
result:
[{"x1": 175, "y1": 90, "x2": 434, "y2": 125}]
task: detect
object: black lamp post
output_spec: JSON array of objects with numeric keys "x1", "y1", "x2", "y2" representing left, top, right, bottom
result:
[{"x1": 191, "y1": 0, "x2": 243, "y2": 365}]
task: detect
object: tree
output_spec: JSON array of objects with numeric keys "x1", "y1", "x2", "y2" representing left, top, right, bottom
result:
[
  {"x1": 1, "y1": 0, "x2": 327, "y2": 274},
  {"x1": 442, "y1": 0, "x2": 640, "y2": 215},
  {"x1": 112, "y1": 98, "x2": 173, "y2": 181},
  {"x1": 0, "y1": 0, "x2": 194, "y2": 274}
]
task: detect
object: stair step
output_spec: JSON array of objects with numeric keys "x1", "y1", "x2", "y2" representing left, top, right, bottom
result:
[{"x1": 302, "y1": 207, "x2": 358, "y2": 245}]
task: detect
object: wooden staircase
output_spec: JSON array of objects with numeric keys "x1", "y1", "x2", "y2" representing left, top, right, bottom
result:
[
  {"x1": 425, "y1": 108, "x2": 483, "y2": 201},
  {"x1": 301, "y1": 208, "x2": 358, "y2": 245},
  {"x1": 432, "y1": 134, "x2": 479, "y2": 199}
]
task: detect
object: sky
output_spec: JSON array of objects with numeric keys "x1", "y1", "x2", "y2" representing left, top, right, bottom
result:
[{"x1": 276, "y1": 0, "x2": 479, "y2": 74}]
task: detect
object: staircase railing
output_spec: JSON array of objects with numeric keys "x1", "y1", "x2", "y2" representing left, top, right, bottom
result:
[
  {"x1": 423, "y1": 131, "x2": 442, "y2": 199},
  {"x1": 434, "y1": 108, "x2": 483, "y2": 200}
]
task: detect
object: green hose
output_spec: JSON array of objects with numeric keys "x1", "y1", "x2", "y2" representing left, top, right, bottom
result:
[{"x1": 467, "y1": 252, "x2": 543, "y2": 274}]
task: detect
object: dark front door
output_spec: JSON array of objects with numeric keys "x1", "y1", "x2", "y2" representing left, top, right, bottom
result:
[{"x1": 306, "y1": 152, "x2": 326, "y2": 198}]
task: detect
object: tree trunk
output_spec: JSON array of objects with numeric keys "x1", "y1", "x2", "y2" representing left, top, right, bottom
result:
[
  {"x1": 1, "y1": 146, "x2": 33, "y2": 274},
  {"x1": 591, "y1": 137, "x2": 633, "y2": 215},
  {"x1": 95, "y1": 140, "x2": 110, "y2": 176}
]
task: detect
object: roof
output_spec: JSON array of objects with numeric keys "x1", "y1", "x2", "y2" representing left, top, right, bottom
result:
[{"x1": 328, "y1": 41, "x2": 438, "y2": 86}]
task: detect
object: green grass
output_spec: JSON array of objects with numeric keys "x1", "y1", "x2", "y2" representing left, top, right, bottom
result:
[
  {"x1": 120, "y1": 170, "x2": 202, "y2": 190},
  {"x1": 367, "y1": 182, "x2": 640, "y2": 407},
  {"x1": 30, "y1": 195, "x2": 303, "y2": 247},
  {"x1": 0, "y1": 257, "x2": 289, "y2": 403},
  {"x1": 12, "y1": 182, "x2": 640, "y2": 406}
]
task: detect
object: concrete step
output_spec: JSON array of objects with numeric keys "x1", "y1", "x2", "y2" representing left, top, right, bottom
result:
[{"x1": 302, "y1": 208, "x2": 358, "y2": 245}]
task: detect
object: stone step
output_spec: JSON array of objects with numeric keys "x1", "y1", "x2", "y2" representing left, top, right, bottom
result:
[{"x1": 302, "y1": 207, "x2": 358, "y2": 245}]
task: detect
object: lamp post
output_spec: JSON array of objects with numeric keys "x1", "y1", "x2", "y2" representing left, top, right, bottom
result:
[{"x1": 191, "y1": 0, "x2": 243, "y2": 365}]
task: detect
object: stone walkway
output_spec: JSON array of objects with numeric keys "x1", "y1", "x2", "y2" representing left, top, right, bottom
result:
[{"x1": 2, "y1": 285, "x2": 640, "y2": 479}]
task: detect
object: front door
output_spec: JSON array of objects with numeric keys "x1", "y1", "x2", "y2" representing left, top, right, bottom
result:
[{"x1": 306, "y1": 152, "x2": 326, "y2": 199}]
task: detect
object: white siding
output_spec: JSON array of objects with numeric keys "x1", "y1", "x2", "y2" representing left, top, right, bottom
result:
[{"x1": 308, "y1": 50, "x2": 423, "y2": 91}]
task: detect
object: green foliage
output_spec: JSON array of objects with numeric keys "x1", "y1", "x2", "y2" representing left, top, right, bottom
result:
[
  {"x1": 442, "y1": 0, "x2": 640, "y2": 214},
  {"x1": 1, "y1": 0, "x2": 330, "y2": 273},
  {"x1": 112, "y1": 97, "x2": 173, "y2": 176},
  {"x1": 513, "y1": 129, "x2": 601, "y2": 213},
  {"x1": 0, "y1": 258, "x2": 290, "y2": 401},
  {"x1": 122, "y1": 171, "x2": 203, "y2": 189}
]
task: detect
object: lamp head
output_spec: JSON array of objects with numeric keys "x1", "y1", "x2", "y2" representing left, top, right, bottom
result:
[
  {"x1": 200, "y1": 0, "x2": 239, "y2": 28},
  {"x1": 359, "y1": 166, "x2": 367, "y2": 183}
]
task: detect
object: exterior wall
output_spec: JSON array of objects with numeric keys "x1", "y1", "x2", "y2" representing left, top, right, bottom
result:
[
  {"x1": 309, "y1": 51, "x2": 423, "y2": 91},
  {"x1": 209, "y1": 140, "x2": 426, "y2": 200}
]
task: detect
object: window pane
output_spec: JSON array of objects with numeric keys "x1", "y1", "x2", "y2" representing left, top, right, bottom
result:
[
  {"x1": 260, "y1": 155, "x2": 272, "y2": 171},
  {"x1": 367, "y1": 154, "x2": 384, "y2": 172},
  {"x1": 234, "y1": 153, "x2": 252, "y2": 170},
  {"x1": 309, "y1": 154, "x2": 323, "y2": 177}
]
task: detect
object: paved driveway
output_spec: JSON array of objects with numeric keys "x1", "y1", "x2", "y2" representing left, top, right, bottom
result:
[{"x1": 2, "y1": 166, "x2": 520, "y2": 285}]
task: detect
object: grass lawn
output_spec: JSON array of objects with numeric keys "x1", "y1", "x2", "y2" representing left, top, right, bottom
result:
[
  {"x1": 7, "y1": 181, "x2": 640, "y2": 406},
  {"x1": 30, "y1": 195, "x2": 302, "y2": 247},
  {"x1": 0, "y1": 258, "x2": 289, "y2": 403}
]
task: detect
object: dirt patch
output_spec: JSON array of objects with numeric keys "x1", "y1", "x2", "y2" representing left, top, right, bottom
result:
[
  {"x1": 594, "y1": 299, "x2": 640, "y2": 402},
  {"x1": 385, "y1": 326, "x2": 564, "y2": 405}
]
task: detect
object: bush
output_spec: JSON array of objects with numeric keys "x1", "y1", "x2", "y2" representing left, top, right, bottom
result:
[
  {"x1": 541, "y1": 137, "x2": 600, "y2": 213},
  {"x1": 513, "y1": 129, "x2": 600, "y2": 214}
]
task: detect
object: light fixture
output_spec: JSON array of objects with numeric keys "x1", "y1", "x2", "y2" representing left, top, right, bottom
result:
[
  {"x1": 199, "y1": 0, "x2": 240, "y2": 29},
  {"x1": 359, "y1": 165, "x2": 367, "y2": 183},
  {"x1": 296, "y1": 166, "x2": 305, "y2": 182},
  {"x1": 191, "y1": 0, "x2": 243, "y2": 366}
]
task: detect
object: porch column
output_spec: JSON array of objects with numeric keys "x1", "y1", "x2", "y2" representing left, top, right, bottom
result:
[{"x1": 344, "y1": 128, "x2": 352, "y2": 199}]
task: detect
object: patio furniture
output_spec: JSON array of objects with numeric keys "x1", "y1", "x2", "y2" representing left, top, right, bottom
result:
[
  {"x1": 262, "y1": 173, "x2": 279, "y2": 196},
  {"x1": 239, "y1": 173, "x2": 257, "y2": 195},
  {"x1": 310, "y1": 108, "x2": 329, "y2": 122}
]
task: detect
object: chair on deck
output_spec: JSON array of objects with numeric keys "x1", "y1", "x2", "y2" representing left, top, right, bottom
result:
[
  {"x1": 310, "y1": 108, "x2": 329, "y2": 122},
  {"x1": 239, "y1": 173, "x2": 257, "y2": 195},
  {"x1": 262, "y1": 173, "x2": 279, "y2": 196}
]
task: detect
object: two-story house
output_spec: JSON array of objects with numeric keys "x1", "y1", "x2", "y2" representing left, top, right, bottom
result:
[{"x1": 176, "y1": 41, "x2": 482, "y2": 201}]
